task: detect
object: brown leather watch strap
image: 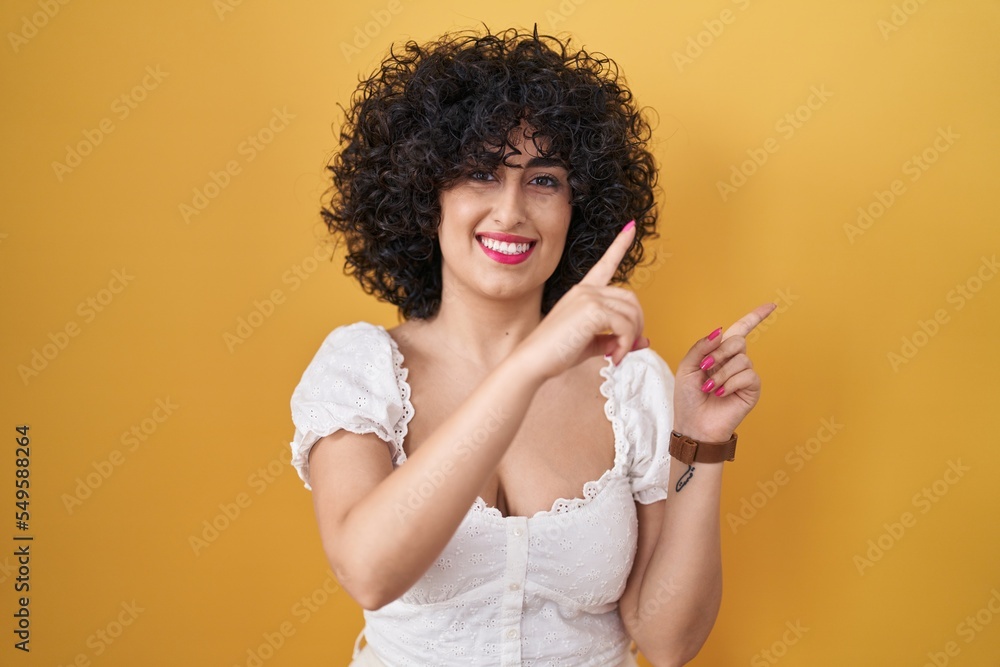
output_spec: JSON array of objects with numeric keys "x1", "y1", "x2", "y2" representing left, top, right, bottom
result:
[{"x1": 669, "y1": 430, "x2": 738, "y2": 464}]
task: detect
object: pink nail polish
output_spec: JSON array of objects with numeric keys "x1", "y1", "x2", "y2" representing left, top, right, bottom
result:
[
  {"x1": 701, "y1": 378, "x2": 715, "y2": 392},
  {"x1": 707, "y1": 327, "x2": 722, "y2": 341},
  {"x1": 699, "y1": 356, "x2": 714, "y2": 371},
  {"x1": 714, "y1": 386, "x2": 725, "y2": 396},
  {"x1": 621, "y1": 220, "x2": 635, "y2": 233}
]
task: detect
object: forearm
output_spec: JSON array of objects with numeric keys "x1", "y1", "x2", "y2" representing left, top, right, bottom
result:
[
  {"x1": 624, "y1": 302, "x2": 771, "y2": 663},
  {"x1": 342, "y1": 349, "x2": 545, "y2": 607},
  {"x1": 630, "y1": 445, "x2": 725, "y2": 665}
]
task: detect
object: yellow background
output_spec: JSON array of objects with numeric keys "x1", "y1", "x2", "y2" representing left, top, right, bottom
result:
[{"x1": 2, "y1": 0, "x2": 999, "y2": 664}]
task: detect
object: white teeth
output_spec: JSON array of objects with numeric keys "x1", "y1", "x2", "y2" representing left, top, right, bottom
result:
[{"x1": 479, "y1": 236, "x2": 532, "y2": 255}]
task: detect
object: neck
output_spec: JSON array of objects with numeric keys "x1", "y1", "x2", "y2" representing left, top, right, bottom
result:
[{"x1": 419, "y1": 281, "x2": 545, "y2": 370}]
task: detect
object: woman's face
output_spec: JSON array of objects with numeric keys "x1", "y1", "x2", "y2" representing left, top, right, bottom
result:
[{"x1": 436, "y1": 123, "x2": 573, "y2": 308}]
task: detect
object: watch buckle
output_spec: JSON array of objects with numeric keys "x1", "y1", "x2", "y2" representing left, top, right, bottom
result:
[{"x1": 679, "y1": 435, "x2": 698, "y2": 463}]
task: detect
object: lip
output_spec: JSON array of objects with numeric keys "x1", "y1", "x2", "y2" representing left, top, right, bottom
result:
[{"x1": 476, "y1": 233, "x2": 536, "y2": 265}]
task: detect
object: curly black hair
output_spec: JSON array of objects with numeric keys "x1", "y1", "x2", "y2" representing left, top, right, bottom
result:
[{"x1": 322, "y1": 23, "x2": 660, "y2": 320}]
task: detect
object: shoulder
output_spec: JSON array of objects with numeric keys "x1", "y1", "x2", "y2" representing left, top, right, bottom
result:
[
  {"x1": 316, "y1": 320, "x2": 392, "y2": 352},
  {"x1": 292, "y1": 321, "x2": 402, "y2": 400},
  {"x1": 301, "y1": 321, "x2": 396, "y2": 370},
  {"x1": 289, "y1": 322, "x2": 411, "y2": 488},
  {"x1": 605, "y1": 347, "x2": 675, "y2": 401},
  {"x1": 604, "y1": 348, "x2": 675, "y2": 504}
]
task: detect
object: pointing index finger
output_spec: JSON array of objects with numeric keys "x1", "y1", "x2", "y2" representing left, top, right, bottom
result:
[
  {"x1": 722, "y1": 302, "x2": 778, "y2": 340},
  {"x1": 580, "y1": 220, "x2": 637, "y2": 286}
]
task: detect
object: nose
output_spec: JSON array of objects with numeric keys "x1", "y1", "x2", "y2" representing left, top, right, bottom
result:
[{"x1": 491, "y1": 172, "x2": 527, "y2": 228}]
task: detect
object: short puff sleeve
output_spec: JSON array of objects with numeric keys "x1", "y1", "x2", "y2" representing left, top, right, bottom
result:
[
  {"x1": 616, "y1": 348, "x2": 675, "y2": 504},
  {"x1": 288, "y1": 322, "x2": 411, "y2": 491}
]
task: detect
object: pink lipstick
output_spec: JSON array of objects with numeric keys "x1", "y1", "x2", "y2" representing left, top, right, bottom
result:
[{"x1": 476, "y1": 232, "x2": 536, "y2": 265}]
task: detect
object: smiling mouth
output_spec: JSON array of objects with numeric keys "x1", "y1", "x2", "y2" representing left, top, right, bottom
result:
[
  {"x1": 476, "y1": 234, "x2": 536, "y2": 265},
  {"x1": 476, "y1": 235, "x2": 536, "y2": 256}
]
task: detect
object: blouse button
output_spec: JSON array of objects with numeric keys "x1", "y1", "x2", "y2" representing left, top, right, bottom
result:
[
  {"x1": 506, "y1": 628, "x2": 518, "y2": 639},
  {"x1": 508, "y1": 582, "x2": 520, "y2": 591},
  {"x1": 512, "y1": 528, "x2": 522, "y2": 536}
]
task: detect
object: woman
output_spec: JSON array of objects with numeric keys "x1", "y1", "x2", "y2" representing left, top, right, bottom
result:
[{"x1": 289, "y1": 24, "x2": 775, "y2": 666}]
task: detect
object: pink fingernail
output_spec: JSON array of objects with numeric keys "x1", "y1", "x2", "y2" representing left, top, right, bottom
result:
[
  {"x1": 707, "y1": 327, "x2": 722, "y2": 341},
  {"x1": 701, "y1": 378, "x2": 715, "y2": 392},
  {"x1": 699, "y1": 356, "x2": 714, "y2": 370},
  {"x1": 621, "y1": 220, "x2": 635, "y2": 233},
  {"x1": 714, "y1": 386, "x2": 725, "y2": 396}
]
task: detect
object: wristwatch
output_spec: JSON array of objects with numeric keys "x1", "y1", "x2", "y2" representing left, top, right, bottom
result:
[{"x1": 669, "y1": 430, "x2": 738, "y2": 464}]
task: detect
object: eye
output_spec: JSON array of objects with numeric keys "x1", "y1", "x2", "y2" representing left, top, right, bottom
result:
[
  {"x1": 531, "y1": 173, "x2": 561, "y2": 189},
  {"x1": 468, "y1": 170, "x2": 495, "y2": 182}
]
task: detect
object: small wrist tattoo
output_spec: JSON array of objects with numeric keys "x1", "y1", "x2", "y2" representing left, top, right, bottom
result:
[{"x1": 676, "y1": 465, "x2": 695, "y2": 492}]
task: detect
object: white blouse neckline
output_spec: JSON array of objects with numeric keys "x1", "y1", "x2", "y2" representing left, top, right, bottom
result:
[{"x1": 374, "y1": 324, "x2": 629, "y2": 522}]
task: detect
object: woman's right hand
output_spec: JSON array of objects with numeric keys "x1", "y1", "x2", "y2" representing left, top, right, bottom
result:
[{"x1": 515, "y1": 220, "x2": 648, "y2": 382}]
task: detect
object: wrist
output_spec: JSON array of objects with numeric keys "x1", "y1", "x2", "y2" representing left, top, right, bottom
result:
[
  {"x1": 669, "y1": 429, "x2": 737, "y2": 466},
  {"x1": 499, "y1": 346, "x2": 549, "y2": 392},
  {"x1": 672, "y1": 423, "x2": 732, "y2": 443}
]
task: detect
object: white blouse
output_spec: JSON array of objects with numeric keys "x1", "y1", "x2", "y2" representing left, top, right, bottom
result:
[{"x1": 289, "y1": 322, "x2": 675, "y2": 667}]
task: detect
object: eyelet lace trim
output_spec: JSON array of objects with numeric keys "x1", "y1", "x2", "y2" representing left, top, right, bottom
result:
[
  {"x1": 380, "y1": 324, "x2": 628, "y2": 522},
  {"x1": 469, "y1": 467, "x2": 619, "y2": 520},
  {"x1": 382, "y1": 327, "x2": 414, "y2": 467}
]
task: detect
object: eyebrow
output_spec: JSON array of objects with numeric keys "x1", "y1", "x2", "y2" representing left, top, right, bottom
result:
[{"x1": 507, "y1": 156, "x2": 568, "y2": 170}]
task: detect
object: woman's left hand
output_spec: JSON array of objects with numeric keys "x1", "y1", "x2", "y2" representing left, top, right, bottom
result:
[{"x1": 672, "y1": 302, "x2": 778, "y2": 442}]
